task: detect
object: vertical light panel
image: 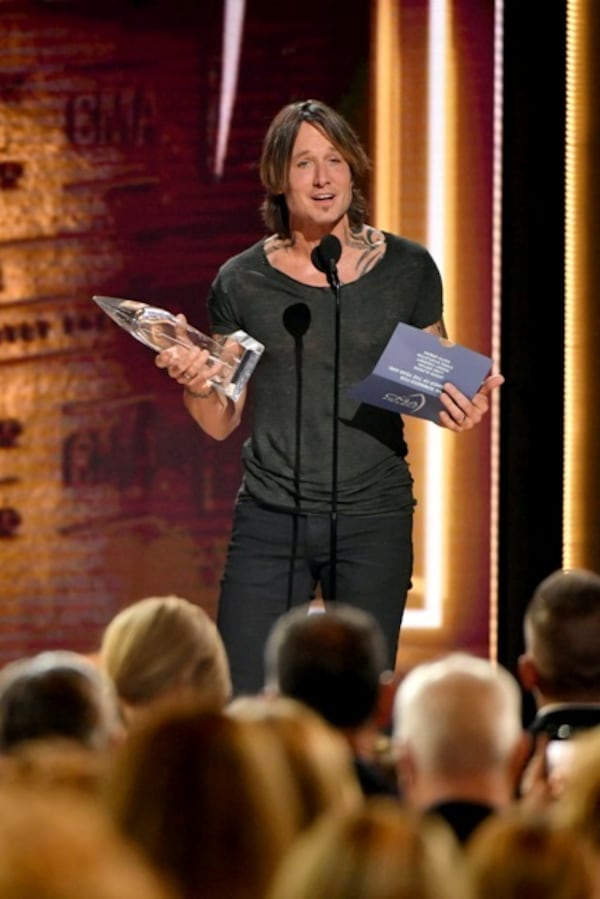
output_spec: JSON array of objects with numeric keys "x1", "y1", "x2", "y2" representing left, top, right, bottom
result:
[
  {"x1": 372, "y1": 0, "x2": 445, "y2": 628},
  {"x1": 373, "y1": 0, "x2": 450, "y2": 629},
  {"x1": 373, "y1": 1, "x2": 401, "y2": 225},
  {"x1": 564, "y1": 0, "x2": 587, "y2": 566},
  {"x1": 372, "y1": 0, "x2": 499, "y2": 649},
  {"x1": 421, "y1": 0, "x2": 448, "y2": 628},
  {"x1": 489, "y1": 0, "x2": 505, "y2": 663},
  {"x1": 213, "y1": 0, "x2": 246, "y2": 178}
]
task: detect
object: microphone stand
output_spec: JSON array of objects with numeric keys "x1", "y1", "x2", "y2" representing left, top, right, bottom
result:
[
  {"x1": 282, "y1": 304, "x2": 311, "y2": 610},
  {"x1": 310, "y1": 235, "x2": 342, "y2": 602},
  {"x1": 328, "y1": 261, "x2": 341, "y2": 601}
]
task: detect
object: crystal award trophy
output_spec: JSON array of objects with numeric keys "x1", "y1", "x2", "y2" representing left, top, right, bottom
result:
[{"x1": 92, "y1": 295, "x2": 265, "y2": 402}]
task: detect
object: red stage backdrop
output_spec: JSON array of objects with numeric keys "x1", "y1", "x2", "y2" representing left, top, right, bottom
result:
[{"x1": 0, "y1": 0, "x2": 370, "y2": 658}]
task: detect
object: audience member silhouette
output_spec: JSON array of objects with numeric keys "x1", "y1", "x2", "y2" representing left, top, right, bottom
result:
[
  {"x1": 227, "y1": 693, "x2": 363, "y2": 828},
  {"x1": 518, "y1": 567, "x2": 600, "y2": 740},
  {"x1": 0, "y1": 649, "x2": 123, "y2": 754},
  {"x1": 99, "y1": 594, "x2": 231, "y2": 725},
  {"x1": 265, "y1": 796, "x2": 471, "y2": 899},
  {"x1": 0, "y1": 783, "x2": 175, "y2": 899},
  {"x1": 103, "y1": 700, "x2": 301, "y2": 899},
  {"x1": 264, "y1": 603, "x2": 399, "y2": 797},
  {"x1": 466, "y1": 806, "x2": 597, "y2": 899},
  {"x1": 393, "y1": 651, "x2": 529, "y2": 844}
]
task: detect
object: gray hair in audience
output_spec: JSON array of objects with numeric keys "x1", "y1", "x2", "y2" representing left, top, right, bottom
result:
[{"x1": 393, "y1": 651, "x2": 523, "y2": 775}]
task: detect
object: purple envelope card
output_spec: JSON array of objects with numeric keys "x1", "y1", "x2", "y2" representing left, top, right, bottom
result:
[{"x1": 347, "y1": 323, "x2": 493, "y2": 424}]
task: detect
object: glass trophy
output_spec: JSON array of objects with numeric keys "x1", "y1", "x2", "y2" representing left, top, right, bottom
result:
[{"x1": 92, "y1": 295, "x2": 264, "y2": 401}]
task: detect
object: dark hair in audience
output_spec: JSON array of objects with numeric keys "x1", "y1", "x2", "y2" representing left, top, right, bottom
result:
[
  {"x1": 524, "y1": 568, "x2": 600, "y2": 698},
  {"x1": 0, "y1": 650, "x2": 119, "y2": 753},
  {"x1": 264, "y1": 604, "x2": 388, "y2": 728}
]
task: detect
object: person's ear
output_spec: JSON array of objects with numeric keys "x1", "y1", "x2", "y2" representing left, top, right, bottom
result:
[{"x1": 517, "y1": 653, "x2": 540, "y2": 692}]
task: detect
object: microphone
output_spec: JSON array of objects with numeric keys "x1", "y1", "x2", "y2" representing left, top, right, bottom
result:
[
  {"x1": 283, "y1": 303, "x2": 311, "y2": 340},
  {"x1": 311, "y1": 235, "x2": 342, "y2": 290}
]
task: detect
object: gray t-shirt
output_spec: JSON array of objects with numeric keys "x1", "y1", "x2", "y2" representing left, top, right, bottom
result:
[{"x1": 207, "y1": 232, "x2": 443, "y2": 516}]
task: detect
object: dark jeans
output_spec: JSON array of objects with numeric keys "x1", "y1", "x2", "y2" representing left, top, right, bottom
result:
[{"x1": 216, "y1": 498, "x2": 413, "y2": 696}]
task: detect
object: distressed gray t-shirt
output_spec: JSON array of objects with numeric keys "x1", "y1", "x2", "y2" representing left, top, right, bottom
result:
[{"x1": 207, "y1": 232, "x2": 443, "y2": 516}]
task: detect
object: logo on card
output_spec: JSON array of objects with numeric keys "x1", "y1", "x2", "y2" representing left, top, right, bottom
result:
[{"x1": 382, "y1": 392, "x2": 426, "y2": 413}]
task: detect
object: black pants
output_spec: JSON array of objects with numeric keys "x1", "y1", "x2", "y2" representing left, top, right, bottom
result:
[{"x1": 216, "y1": 498, "x2": 413, "y2": 696}]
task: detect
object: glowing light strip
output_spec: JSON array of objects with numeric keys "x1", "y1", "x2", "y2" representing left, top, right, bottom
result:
[
  {"x1": 373, "y1": 2, "x2": 499, "y2": 635},
  {"x1": 372, "y1": 0, "x2": 446, "y2": 630},
  {"x1": 563, "y1": 0, "x2": 584, "y2": 566},
  {"x1": 488, "y1": 0, "x2": 505, "y2": 663},
  {"x1": 371, "y1": 0, "x2": 441, "y2": 629},
  {"x1": 373, "y1": 0, "x2": 401, "y2": 227},
  {"x1": 213, "y1": 0, "x2": 246, "y2": 178},
  {"x1": 419, "y1": 0, "x2": 447, "y2": 629}
]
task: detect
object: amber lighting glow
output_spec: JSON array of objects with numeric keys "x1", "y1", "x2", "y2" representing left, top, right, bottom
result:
[
  {"x1": 563, "y1": 0, "x2": 586, "y2": 567},
  {"x1": 373, "y1": 0, "x2": 502, "y2": 650}
]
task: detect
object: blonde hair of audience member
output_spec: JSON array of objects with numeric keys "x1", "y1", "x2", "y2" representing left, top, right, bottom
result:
[
  {"x1": 466, "y1": 807, "x2": 598, "y2": 899},
  {"x1": 227, "y1": 694, "x2": 363, "y2": 828},
  {"x1": 99, "y1": 595, "x2": 231, "y2": 724},
  {"x1": 0, "y1": 783, "x2": 175, "y2": 899},
  {"x1": 393, "y1": 652, "x2": 529, "y2": 810},
  {"x1": 265, "y1": 796, "x2": 471, "y2": 899},
  {"x1": 104, "y1": 700, "x2": 301, "y2": 899}
]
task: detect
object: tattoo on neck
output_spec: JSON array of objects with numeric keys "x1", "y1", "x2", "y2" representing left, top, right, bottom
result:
[
  {"x1": 345, "y1": 225, "x2": 385, "y2": 249},
  {"x1": 264, "y1": 234, "x2": 295, "y2": 255}
]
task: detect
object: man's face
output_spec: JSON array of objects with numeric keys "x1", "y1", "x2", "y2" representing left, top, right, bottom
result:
[{"x1": 285, "y1": 121, "x2": 353, "y2": 232}]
